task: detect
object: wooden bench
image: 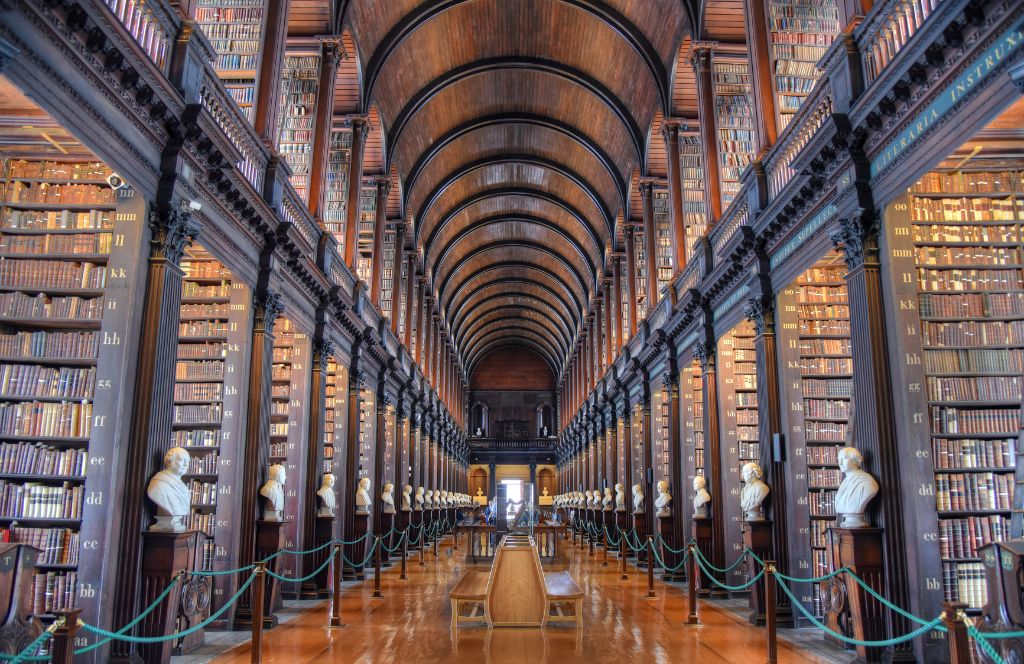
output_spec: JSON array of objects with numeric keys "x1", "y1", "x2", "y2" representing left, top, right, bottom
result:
[
  {"x1": 449, "y1": 569, "x2": 490, "y2": 628},
  {"x1": 543, "y1": 571, "x2": 584, "y2": 627}
]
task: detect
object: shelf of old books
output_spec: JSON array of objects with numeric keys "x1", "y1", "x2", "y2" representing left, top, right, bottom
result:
[
  {"x1": 357, "y1": 387, "x2": 376, "y2": 485},
  {"x1": 618, "y1": 254, "x2": 631, "y2": 347},
  {"x1": 629, "y1": 401, "x2": 645, "y2": 502},
  {"x1": 682, "y1": 358, "x2": 705, "y2": 497},
  {"x1": 324, "y1": 127, "x2": 352, "y2": 258},
  {"x1": 380, "y1": 225, "x2": 396, "y2": 320},
  {"x1": 652, "y1": 386, "x2": 670, "y2": 490},
  {"x1": 767, "y1": 0, "x2": 840, "y2": 131},
  {"x1": 356, "y1": 187, "x2": 376, "y2": 283},
  {"x1": 711, "y1": 54, "x2": 755, "y2": 210},
  {"x1": 175, "y1": 246, "x2": 251, "y2": 611},
  {"x1": 0, "y1": 157, "x2": 146, "y2": 623},
  {"x1": 270, "y1": 317, "x2": 310, "y2": 595},
  {"x1": 717, "y1": 320, "x2": 759, "y2": 587},
  {"x1": 193, "y1": 0, "x2": 264, "y2": 124},
  {"x1": 679, "y1": 135, "x2": 708, "y2": 263},
  {"x1": 615, "y1": 415, "x2": 626, "y2": 493},
  {"x1": 653, "y1": 187, "x2": 673, "y2": 292},
  {"x1": 634, "y1": 226, "x2": 648, "y2": 321},
  {"x1": 276, "y1": 49, "x2": 321, "y2": 204},
  {"x1": 776, "y1": 251, "x2": 854, "y2": 620},
  {"x1": 382, "y1": 403, "x2": 396, "y2": 494},
  {"x1": 885, "y1": 166, "x2": 1024, "y2": 615}
]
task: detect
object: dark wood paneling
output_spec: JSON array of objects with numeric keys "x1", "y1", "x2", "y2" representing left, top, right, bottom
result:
[{"x1": 470, "y1": 348, "x2": 556, "y2": 391}]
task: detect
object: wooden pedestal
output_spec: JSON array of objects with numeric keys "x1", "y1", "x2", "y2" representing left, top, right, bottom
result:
[
  {"x1": 138, "y1": 531, "x2": 200, "y2": 663},
  {"x1": 257, "y1": 521, "x2": 286, "y2": 626},
  {"x1": 691, "y1": 516, "x2": 722, "y2": 597},
  {"x1": 301, "y1": 516, "x2": 335, "y2": 598},
  {"x1": 829, "y1": 527, "x2": 886, "y2": 663},
  {"x1": 632, "y1": 512, "x2": 647, "y2": 563},
  {"x1": 0, "y1": 544, "x2": 43, "y2": 658},
  {"x1": 658, "y1": 515, "x2": 684, "y2": 581},
  {"x1": 743, "y1": 520, "x2": 772, "y2": 623},
  {"x1": 344, "y1": 512, "x2": 370, "y2": 580},
  {"x1": 410, "y1": 510, "x2": 423, "y2": 550},
  {"x1": 976, "y1": 540, "x2": 1024, "y2": 664},
  {"x1": 380, "y1": 511, "x2": 395, "y2": 567}
]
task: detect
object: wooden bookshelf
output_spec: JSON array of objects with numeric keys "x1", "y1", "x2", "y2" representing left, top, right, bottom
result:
[
  {"x1": 175, "y1": 247, "x2": 250, "y2": 613},
  {"x1": 270, "y1": 317, "x2": 310, "y2": 595},
  {"x1": 682, "y1": 359, "x2": 705, "y2": 490},
  {"x1": 276, "y1": 51, "x2": 321, "y2": 204},
  {"x1": 629, "y1": 402, "x2": 645, "y2": 496},
  {"x1": 193, "y1": 0, "x2": 264, "y2": 124},
  {"x1": 358, "y1": 387, "x2": 376, "y2": 485},
  {"x1": 653, "y1": 187, "x2": 673, "y2": 291},
  {"x1": 324, "y1": 128, "x2": 352, "y2": 257},
  {"x1": 0, "y1": 157, "x2": 144, "y2": 624},
  {"x1": 356, "y1": 187, "x2": 376, "y2": 283},
  {"x1": 652, "y1": 387, "x2": 670, "y2": 489},
  {"x1": 717, "y1": 320, "x2": 758, "y2": 587},
  {"x1": 634, "y1": 227, "x2": 648, "y2": 321},
  {"x1": 777, "y1": 253, "x2": 853, "y2": 619},
  {"x1": 767, "y1": 0, "x2": 840, "y2": 131},
  {"x1": 679, "y1": 136, "x2": 708, "y2": 263},
  {"x1": 711, "y1": 55, "x2": 755, "y2": 209},
  {"x1": 380, "y1": 225, "x2": 396, "y2": 320}
]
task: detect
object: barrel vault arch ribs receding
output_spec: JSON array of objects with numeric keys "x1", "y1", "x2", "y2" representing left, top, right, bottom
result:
[
  {"x1": 359, "y1": 0, "x2": 671, "y2": 119},
  {"x1": 451, "y1": 292, "x2": 575, "y2": 349},
  {"x1": 466, "y1": 331, "x2": 562, "y2": 376},
  {"x1": 448, "y1": 279, "x2": 581, "y2": 334},
  {"x1": 463, "y1": 317, "x2": 566, "y2": 361},
  {"x1": 469, "y1": 338, "x2": 562, "y2": 378},
  {"x1": 456, "y1": 305, "x2": 572, "y2": 356}
]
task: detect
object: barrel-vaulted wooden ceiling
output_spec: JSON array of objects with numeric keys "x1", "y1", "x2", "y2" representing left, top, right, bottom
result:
[{"x1": 298, "y1": 0, "x2": 715, "y2": 377}]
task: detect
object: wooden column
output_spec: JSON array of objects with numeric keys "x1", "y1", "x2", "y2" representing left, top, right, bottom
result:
[
  {"x1": 369, "y1": 176, "x2": 391, "y2": 307},
  {"x1": 603, "y1": 280, "x2": 613, "y2": 367},
  {"x1": 640, "y1": 385, "x2": 654, "y2": 547},
  {"x1": 609, "y1": 409, "x2": 619, "y2": 495},
  {"x1": 372, "y1": 383, "x2": 390, "y2": 542},
  {"x1": 664, "y1": 366, "x2": 685, "y2": 571},
  {"x1": 233, "y1": 287, "x2": 284, "y2": 625},
  {"x1": 342, "y1": 117, "x2": 369, "y2": 269},
  {"x1": 639, "y1": 179, "x2": 659, "y2": 310},
  {"x1": 417, "y1": 278, "x2": 428, "y2": 366},
  {"x1": 662, "y1": 119, "x2": 689, "y2": 275},
  {"x1": 341, "y1": 352, "x2": 365, "y2": 554},
  {"x1": 252, "y1": 0, "x2": 290, "y2": 142},
  {"x1": 393, "y1": 395, "x2": 407, "y2": 503},
  {"x1": 389, "y1": 224, "x2": 406, "y2": 334},
  {"x1": 300, "y1": 336, "x2": 331, "y2": 584},
  {"x1": 595, "y1": 299, "x2": 604, "y2": 376},
  {"x1": 836, "y1": 0, "x2": 874, "y2": 31},
  {"x1": 307, "y1": 40, "x2": 342, "y2": 219},
  {"x1": 695, "y1": 340, "x2": 727, "y2": 576},
  {"x1": 110, "y1": 209, "x2": 198, "y2": 661},
  {"x1": 404, "y1": 257, "x2": 417, "y2": 347},
  {"x1": 742, "y1": 0, "x2": 779, "y2": 153},
  {"x1": 833, "y1": 210, "x2": 913, "y2": 659},
  {"x1": 621, "y1": 405, "x2": 634, "y2": 522},
  {"x1": 612, "y1": 255, "x2": 623, "y2": 351},
  {"x1": 692, "y1": 44, "x2": 723, "y2": 223},
  {"x1": 624, "y1": 226, "x2": 639, "y2": 339}
]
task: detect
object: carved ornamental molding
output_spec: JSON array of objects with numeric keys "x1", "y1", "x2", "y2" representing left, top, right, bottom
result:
[{"x1": 149, "y1": 208, "x2": 200, "y2": 265}]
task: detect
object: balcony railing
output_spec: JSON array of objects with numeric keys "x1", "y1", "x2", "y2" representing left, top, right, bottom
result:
[{"x1": 469, "y1": 438, "x2": 557, "y2": 452}]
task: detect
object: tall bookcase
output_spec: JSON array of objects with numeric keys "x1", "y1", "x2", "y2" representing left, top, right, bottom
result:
[
  {"x1": 653, "y1": 188, "x2": 673, "y2": 292},
  {"x1": 619, "y1": 255, "x2": 631, "y2": 347},
  {"x1": 276, "y1": 52, "x2": 321, "y2": 205},
  {"x1": 679, "y1": 136, "x2": 708, "y2": 262},
  {"x1": 357, "y1": 387, "x2": 376, "y2": 484},
  {"x1": 712, "y1": 55, "x2": 755, "y2": 209},
  {"x1": 380, "y1": 226, "x2": 396, "y2": 320},
  {"x1": 777, "y1": 253, "x2": 854, "y2": 619},
  {"x1": 634, "y1": 227, "x2": 648, "y2": 321},
  {"x1": 767, "y1": 0, "x2": 840, "y2": 131},
  {"x1": 356, "y1": 188, "x2": 376, "y2": 283},
  {"x1": 652, "y1": 387, "x2": 670, "y2": 490},
  {"x1": 717, "y1": 320, "x2": 759, "y2": 584},
  {"x1": 382, "y1": 403, "x2": 396, "y2": 493},
  {"x1": 0, "y1": 158, "x2": 145, "y2": 626},
  {"x1": 193, "y1": 0, "x2": 264, "y2": 124},
  {"x1": 630, "y1": 402, "x2": 645, "y2": 497},
  {"x1": 324, "y1": 128, "x2": 352, "y2": 257},
  {"x1": 682, "y1": 359, "x2": 705, "y2": 491},
  {"x1": 175, "y1": 247, "x2": 251, "y2": 610},
  {"x1": 885, "y1": 167, "x2": 1024, "y2": 616},
  {"x1": 270, "y1": 317, "x2": 310, "y2": 594}
]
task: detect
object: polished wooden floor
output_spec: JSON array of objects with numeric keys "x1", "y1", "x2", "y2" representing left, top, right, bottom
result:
[{"x1": 210, "y1": 534, "x2": 838, "y2": 663}]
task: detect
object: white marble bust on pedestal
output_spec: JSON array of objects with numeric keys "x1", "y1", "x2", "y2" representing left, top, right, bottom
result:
[
  {"x1": 632, "y1": 483, "x2": 644, "y2": 514},
  {"x1": 693, "y1": 476, "x2": 711, "y2": 518},
  {"x1": 381, "y1": 482, "x2": 396, "y2": 514},
  {"x1": 355, "y1": 477, "x2": 372, "y2": 515},
  {"x1": 260, "y1": 464, "x2": 286, "y2": 521},
  {"x1": 415, "y1": 486, "x2": 425, "y2": 510},
  {"x1": 401, "y1": 485, "x2": 413, "y2": 512},
  {"x1": 740, "y1": 463, "x2": 769, "y2": 521},
  {"x1": 835, "y1": 447, "x2": 880, "y2": 528},
  {"x1": 614, "y1": 483, "x2": 625, "y2": 512},
  {"x1": 316, "y1": 473, "x2": 336, "y2": 517},
  {"x1": 603, "y1": 487, "x2": 613, "y2": 511},
  {"x1": 440, "y1": 490, "x2": 449, "y2": 507},
  {"x1": 147, "y1": 446, "x2": 192, "y2": 532},
  {"x1": 655, "y1": 480, "x2": 672, "y2": 518}
]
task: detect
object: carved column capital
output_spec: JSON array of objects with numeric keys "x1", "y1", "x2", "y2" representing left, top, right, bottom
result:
[
  {"x1": 255, "y1": 291, "x2": 285, "y2": 331},
  {"x1": 313, "y1": 340, "x2": 334, "y2": 371},
  {"x1": 744, "y1": 297, "x2": 775, "y2": 336},
  {"x1": 830, "y1": 208, "x2": 880, "y2": 268},
  {"x1": 149, "y1": 208, "x2": 200, "y2": 265},
  {"x1": 693, "y1": 341, "x2": 715, "y2": 374}
]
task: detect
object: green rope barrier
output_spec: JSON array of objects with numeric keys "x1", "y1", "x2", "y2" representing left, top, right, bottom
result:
[
  {"x1": 79, "y1": 571, "x2": 256, "y2": 645},
  {"x1": 2, "y1": 625, "x2": 53, "y2": 663},
  {"x1": 655, "y1": 534, "x2": 688, "y2": 555},
  {"x1": 693, "y1": 545, "x2": 747, "y2": 574},
  {"x1": 341, "y1": 539, "x2": 379, "y2": 569},
  {"x1": 194, "y1": 565, "x2": 255, "y2": 576},
  {"x1": 744, "y1": 548, "x2": 765, "y2": 567},
  {"x1": 968, "y1": 628, "x2": 1024, "y2": 639},
  {"x1": 266, "y1": 556, "x2": 333, "y2": 584},
  {"x1": 969, "y1": 625, "x2": 1007, "y2": 664},
  {"x1": 603, "y1": 527, "x2": 621, "y2": 547},
  {"x1": 652, "y1": 546, "x2": 690, "y2": 573},
  {"x1": 694, "y1": 557, "x2": 764, "y2": 592},
  {"x1": 276, "y1": 539, "x2": 339, "y2": 557},
  {"x1": 382, "y1": 531, "x2": 406, "y2": 554},
  {"x1": 72, "y1": 573, "x2": 183, "y2": 655},
  {"x1": 775, "y1": 567, "x2": 849, "y2": 583},
  {"x1": 844, "y1": 569, "x2": 945, "y2": 629},
  {"x1": 776, "y1": 577, "x2": 943, "y2": 647}
]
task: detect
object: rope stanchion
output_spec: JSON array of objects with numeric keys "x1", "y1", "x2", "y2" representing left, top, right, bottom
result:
[
  {"x1": 372, "y1": 537, "x2": 383, "y2": 598},
  {"x1": 251, "y1": 563, "x2": 265, "y2": 664},
  {"x1": 48, "y1": 611, "x2": 79, "y2": 664},
  {"x1": 329, "y1": 544, "x2": 343, "y2": 628},
  {"x1": 694, "y1": 555, "x2": 764, "y2": 592},
  {"x1": 693, "y1": 545, "x2": 747, "y2": 575},
  {"x1": 602, "y1": 527, "x2": 609, "y2": 567},
  {"x1": 645, "y1": 536, "x2": 656, "y2": 599},
  {"x1": 685, "y1": 542, "x2": 700, "y2": 627},
  {"x1": 943, "y1": 603, "x2": 974, "y2": 664},
  {"x1": 620, "y1": 535, "x2": 627, "y2": 580},
  {"x1": 765, "y1": 561, "x2": 778, "y2": 664},
  {"x1": 266, "y1": 556, "x2": 333, "y2": 583},
  {"x1": 400, "y1": 529, "x2": 408, "y2": 581},
  {"x1": 6, "y1": 621, "x2": 55, "y2": 664}
]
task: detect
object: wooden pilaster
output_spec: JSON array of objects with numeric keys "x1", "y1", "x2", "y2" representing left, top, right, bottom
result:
[
  {"x1": 662, "y1": 119, "x2": 689, "y2": 275},
  {"x1": 389, "y1": 224, "x2": 407, "y2": 334},
  {"x1": 692, "y1": 44, "x2": 723, "y2": 223},
  {"x1": 742, "y1": 0, "x2": 779, "y2": 153},
  {"x1": 307, "y1": 40, "x2": 342, "y2": 219},
  {"x1": 299, "y1": 334, "x2": 331, "y2": 590},
  {"x1": 404, "y1": 256, "x2": 417, "y2": 347},
  {"x1": 342, "y1": 117, "x2": 369, "y2": 269},
  {"x1": 624, "y1": 226, "x2": 639, "y2": 339},
  {"x1": 252, "y1": 0, "x2": 290, "y2": 143},
  {"x1": 639, "y1": 179, "x2": 659, "y2": 310},
  {"x1": 695, "y1": 339, "x2": 727, "y2": 581},
  {"x1": 369, "y1": 176, "x2": 391, "y2": 307}
]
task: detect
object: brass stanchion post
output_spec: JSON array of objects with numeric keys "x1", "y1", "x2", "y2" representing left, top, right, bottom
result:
[
  {"x1": 400, "y1": 530, "x2": 408, "y2": 580},
  {"x1": 50, "y1": 609, "x2": 82, "y2": 664},
  {"x1": 330, "y1": 544, "x2": 343, "y2": 627},
  {"x1": 602, "y1": 529, "x2": 609, "y2": 567},
  {"x1": 620, "y1": 535, "x2": 627, "y2": 580},
  {"x1": 943, "y1": 602, "x2": 972, "y2": 664}
]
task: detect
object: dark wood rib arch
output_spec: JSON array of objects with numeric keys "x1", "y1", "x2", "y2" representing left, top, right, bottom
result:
[
  {"x1": 442, "y1": 263, "x2": 584, "y2": 325},
  {"x1": 451, "y1": 293, "x2": 574, "y2": 349},
  {"x1": 361, "y1": 0, "x2": 669, "y2": 114},
  {"x1": 468, "y1": 338, "x2": 561, "y2": 377},
  {"x1": 456, "y1": 306, "x2": 571, "y2": 356},
  {"x1": 386, "y1": 58, "x2": 644, "y2": 168},
  {"x1": 464, "y1": 319, "x2": 564, "y2": 360},
  {"x1": 415, "y1": 155, "x2": 613, "y2": 240},
  {"x1": 449, "y1": 281, "x2": 579, "y2": 334},
  {"x1": 465, "y1": 328, "x2": 562, "y2": 372}
]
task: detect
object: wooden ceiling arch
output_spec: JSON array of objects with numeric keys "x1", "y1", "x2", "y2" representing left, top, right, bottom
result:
[
  {"x1": 464, "y1": 319, "x2": 566, "y2": 362},
  {"x1": 468, "y1": 339, "x2": 561, "y2": 377},
  {"x1": 461, "y1": 313, "x2": 569, "y2": 360},
  {"x1": 444, "y1": 263, "x2": 585, "y2": 322},
  {"x1": 447, "y1": 275, "x2": 582, "y2": 332},
  {"x1": 465, "y1": 330, "x2": 562, "y2": 375},
  {"x1": 455, "y1": 302, "x2": 573, "y2": 354}
]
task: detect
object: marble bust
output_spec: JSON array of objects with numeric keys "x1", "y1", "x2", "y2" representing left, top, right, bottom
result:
[
  {"x1": 591, "y1": 489, "x2": 601, "y2": 509},
  {"x1": 655, "y1": 480, "x2": 671, "y2": 518},
  {"x1": 381, "y1": 482, "x2": 396, "y2": 514},
  {"x1": 475, "y1": 427, "x2": 482, "y2": 437},
  {"x1": 692, "y1": 476, "x2": 711, "y2": 518},
  {"x1": 355, "y1": 477, "x2": 372, "y2": 515},
  {"x1": 835, "y1": 447, "x2": 880, "y2": 528},
  {"x1": 632, "y1": 483, "x2": 644, "y2": 514},
  {"x1": 316, "y1": 473, "x2": 336, "y2": 517},
  {"x1": 614, "y1": 483, "x2": 625, "y2": 512},
  {"x1": 740, "y1": 463, "x2": 769, "y2": 521},
  {"x1": 147, "y1": 446, "x2": 191, "y2": 531},
  {"x1": 440, "y1": 490, "x2": 449, "y2": 507},
  {"x1": 401, "y1": 484, "x2": 413, "y2": 511},
  {"x1": 260, "y1": 464, "x2": 286, "y2": 521},
  {"x1": 583, "y1": 490, "x2": 592, "y2": 508},
  {"x1": 415, "y1": 486, "x2": 425, "y2": 510},
  {"x1": 425, "y1": 489, "x2": 435, "y2": 509},
  {"x1": 476, "y1": 487, "x2": 484, "y2": 497},
  {"x1": 603, "y1": 487, "x2": 613, "y2": 511},
  {"x1": 542, "y1": 487, "x2": 549, "y2": 497}
]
